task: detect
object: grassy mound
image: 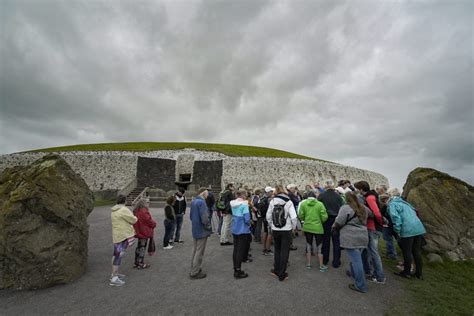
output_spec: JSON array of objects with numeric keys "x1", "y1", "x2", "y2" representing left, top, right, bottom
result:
[{"x1": 30, "y1": 142, "x2": 329, "y2": 162}]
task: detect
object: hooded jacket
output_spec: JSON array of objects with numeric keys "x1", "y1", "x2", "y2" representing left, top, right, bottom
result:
[
  {"x1": 111, "y1": 204, "x2": 137, "y2": 243},
  {"x1": 388, "y1": 197, "x2": 426, "y2": 238},
  {"x1": 266, "y1": 193, "x2": 298, "y2": 231},
  {"x1": 298, "y1": 197, "x2": 328, "y2": 234},
  {"x1": 133, "y1": 207, "x2": 156, "y2": 239},
  {"x1": 173, "y1": 193, "x2": 187, "y2": 215},
  {"x1": 231, "y1": 198, "x2": 251, "y2": 235},
  {"x1": 318, "y1": 189, "x2": 343, "y2": 217}
]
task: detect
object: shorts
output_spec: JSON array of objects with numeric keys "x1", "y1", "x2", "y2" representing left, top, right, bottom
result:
[
  {"x1": 263, "y1": 220, "x2": 272, "y2": 234},
  {"x1": 305, "y1": 232, "x2": 323, "y2": 246}
]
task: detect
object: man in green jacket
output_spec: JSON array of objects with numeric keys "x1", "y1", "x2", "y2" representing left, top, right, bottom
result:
[{"x1": 298, "y1": 191, "x2": 328, "y2": 272}]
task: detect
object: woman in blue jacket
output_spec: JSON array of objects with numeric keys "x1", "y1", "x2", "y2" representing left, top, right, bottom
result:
[
  {"x1": 388, "y1": 188, "x2": 426, "y2": 279},
  {"x1": 231, "y1": 190, "x2": 252, "y2": 279}
]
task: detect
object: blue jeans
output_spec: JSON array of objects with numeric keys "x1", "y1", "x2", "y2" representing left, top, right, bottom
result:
[
  {"x1": 346, "y1": 248, "x2": 368, "y2": 293},
  {"x1": 366, "y1": 230, "x2": 385, "y2": 281},
  {"x1": 163, "y1": 219, "x2": 175, "y2": 247},
  {"x1": 383, "y1": 226, "x2": 397, "y2": 258},
  {"x1": 173, "y1": 214, "x2": 184, "y2": 242}
]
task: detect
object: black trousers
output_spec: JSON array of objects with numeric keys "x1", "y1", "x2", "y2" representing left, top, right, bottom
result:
[
  {"x1": 322, "y1": 216, "x2": 341, "y2": 267},
  {"x1": 399, "y1": 235, "x2": 423, "y2": 277},
  {"x1": 233, "y1": 234, "x2": 250, "y2": 270},
  {"x1": 273, "y1": 230, "x2": 292, "y2": 280}
]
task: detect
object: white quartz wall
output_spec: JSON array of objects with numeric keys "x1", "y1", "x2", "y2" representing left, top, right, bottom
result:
[{"x1": 222, "y1": 157, "x2": 388, "y2": 190}]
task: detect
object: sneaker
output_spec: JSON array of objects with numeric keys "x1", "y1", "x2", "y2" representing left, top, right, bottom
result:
[
  {"x1": 368, "y1": 277, "x2": 386, "y2": 284},
  {"x1": 306, "y1": 264, "x2": 312, "y2": 270},
  {"x1": 319, "y1": 265, "x2": 328, "y2": 272},
  {"x1": 110, "y1": 273, "x2": 125, "y2": 281},
  {"x1": 109, "y1": 276, "x2": 125, "y2": 286},
  {"x1": 190, "y1": 272, "x2": 207, "y2": 280},
  {"x1": 348, "y1": 283, "x2": 366, "y2": 293},
  {"x1": 270, "y1": 269, "x2": 277, "y2": 277},
  {"x1": 163, "y1": 245, "x2": 174, "y2": 250}
]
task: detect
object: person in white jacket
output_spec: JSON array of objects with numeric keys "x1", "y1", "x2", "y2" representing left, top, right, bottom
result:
[{"x1": 266, "y1": 184, "x2": 298, "y2": 281}]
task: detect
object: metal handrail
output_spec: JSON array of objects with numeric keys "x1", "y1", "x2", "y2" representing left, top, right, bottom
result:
[{"x1": 131, "y1": 187, "x2": 149, "y2": 206}]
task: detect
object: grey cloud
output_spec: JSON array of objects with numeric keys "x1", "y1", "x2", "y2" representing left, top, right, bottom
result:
[{"x1": 0, "y1": 0, "x2": 472, "y2": 189}]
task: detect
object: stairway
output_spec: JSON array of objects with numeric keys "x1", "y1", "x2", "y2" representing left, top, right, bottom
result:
[{"x1": 125, "y1": 187, "x2": 146, "y2": 206}]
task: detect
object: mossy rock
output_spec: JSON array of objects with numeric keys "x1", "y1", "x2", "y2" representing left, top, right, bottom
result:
[
  {"x1": 402, "y1": 168, "x2": 474, "y2": 258},
  {"x1": 0, "y1": 154, "x2": 94, "y2": 289}
]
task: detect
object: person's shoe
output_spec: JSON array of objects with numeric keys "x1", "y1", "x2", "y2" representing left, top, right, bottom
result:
[
  {"x1": 220, "y1": 242, "x2": 233, "y2": 246},
  {"x1": 110, "y1": 273, "x2": 126, "y2": 280},
  {"x1": 290, "y1": 245, "x2": 298, "y2": 251},
  {"x1": 394, "y1": 271, "x2": 412, "y2": 279},
  {"x1": 345, "y1": 270, "x2": 352, "y2": 278},
  {"x1": 279, "y1": 272, "x2": 289, "y2": 281},
  {"x1": 348, "y1": 283, "x2": 366, "y2": 293},
  {"x1": 244, "y1": 258, "x2": 253, "y2": 263},
  {"x1": 190, "y1": 272, "x2": 207, "y2": 280},
  {"x1": 263, "y1": 249, "x2": 273, "y2": 256},
  {"x1": 109, "y1": 276, "x2": 125, "y2": 286},
  {"x1": 332, "y1": 262, "x2": 341, "y2": 268},
  {"x1": 234, "y1": 270, "x2": 249, "y2": 279},
  {"x1": 176, "y1": 240, "x2": 184, "y2": 243},
  {"x1": 319, "y1": 265, "x2": 328, "y2": 272},
  {"x1": 270, "y1": 269, "x2": 277, "y2": 277},
  {"x1": 163, "y1": 245, "x2": 174, "y2": 250},
  {"x1": 306, "y1": 264, "x2": 312, "y2": 270},
  {"x1": 368, "y1": 277, "x2": 386, "y2": 284}
]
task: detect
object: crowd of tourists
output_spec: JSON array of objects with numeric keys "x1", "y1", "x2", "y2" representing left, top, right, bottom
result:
[{"x1": 109, "y1": 179, "x2": 426, "y2": 293}]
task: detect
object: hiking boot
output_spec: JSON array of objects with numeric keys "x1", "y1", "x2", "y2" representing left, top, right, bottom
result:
[
  {"x1": 190, "y1": 272, "x2": 207, "y2": 280},
  {"x1": 234, "y1": 270, "x2": 249, "y2": 279},
  {"x1": 109, "y1": 276, "x2": 125, "y2": 286}
]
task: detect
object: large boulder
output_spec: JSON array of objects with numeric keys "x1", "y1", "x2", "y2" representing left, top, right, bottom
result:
[
  {"x1": 402, "y1": 168, "x2": 474, "y2": 259},
  {"x1": 0, "y1": 154, "x2": 94, "y2": 289}
]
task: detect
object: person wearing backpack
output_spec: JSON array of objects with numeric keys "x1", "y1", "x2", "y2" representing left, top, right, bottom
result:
[
  {"x1": 218, "y1": 183, "x2": 235, "y2": 246},
  {"x1": 261, "y1": 186, "x2": 275, "y2": 255},
  {"x1": 388, "y1": 188, "x2": 426, "y2": 280},
  {"x1": 252, "y1": 189, "x2": 263, "y2": 243},
  {"x1": 354, "y1": 181, "x2": 386, "y2": 284},
  {"x1": 266, "y1": 184, "x2": 297, "y2": 281},
  {"x1": 298, "y1": 191, "x2": 328, "y2": 272},
  {"x1": 332, "y1": 192, "x2": 370, "y2": 293}
]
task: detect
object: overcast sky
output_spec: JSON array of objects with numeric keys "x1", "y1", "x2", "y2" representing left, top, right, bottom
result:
[{"x1": 1, "y1": 0, "x2": 472, "y2": 189}]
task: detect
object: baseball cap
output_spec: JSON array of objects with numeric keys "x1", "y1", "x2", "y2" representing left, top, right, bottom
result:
[{"x1": 264, "y1": 186, "x2": 275, "y2": 193}]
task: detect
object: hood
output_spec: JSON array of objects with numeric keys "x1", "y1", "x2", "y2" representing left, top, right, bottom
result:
[
  {"x1": 274, "y1": 193, "x2": 290, "y2": 204},
  {"x1": 111, "y1": 204, "x2": 124, "y2": 212},
  {"x1": 304, "y1": 197, "x2": 318, "y2": 206},
  {"x1": 230, "y1": 198, "x2": 248, "y2": 208}
]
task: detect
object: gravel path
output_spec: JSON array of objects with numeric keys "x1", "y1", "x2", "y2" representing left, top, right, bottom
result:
[{"x1": 0, "y1": 206, "x2": 405, "y2": 315}]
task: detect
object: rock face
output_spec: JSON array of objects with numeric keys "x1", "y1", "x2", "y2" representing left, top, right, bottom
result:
[
  {"x1": 402, "y1": 168, "x2": 474, "y2": 259},
  {"x1": 0, "y1": 154, "x2": 93, "y2": 289}
]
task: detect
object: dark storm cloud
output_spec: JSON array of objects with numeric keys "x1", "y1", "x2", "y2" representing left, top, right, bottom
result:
[{"x1": 0, "y1": 0, "x2": 472, "y2": 188}]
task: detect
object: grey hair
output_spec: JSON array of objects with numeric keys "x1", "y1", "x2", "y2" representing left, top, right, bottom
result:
[
  {"x1": 133, "y1": 198, "x2": 149, "y2": 211},
  {"x1": 326, "y1": 180, "x2": 334, "y2": 187},
  {"x1": 387, "y1": 187, "x2": 401, "y2": 197}
]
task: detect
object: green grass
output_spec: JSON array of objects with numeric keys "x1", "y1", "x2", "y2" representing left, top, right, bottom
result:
[
  {"x1": 380, "y1": 241, "x2": 474, "y2": 315},
  {"x1": 28, "y1": 142, "x2": 330, "y2": 162},
  {"x1": 93, "y1": 199, "x2": 115, "y2": 207}
]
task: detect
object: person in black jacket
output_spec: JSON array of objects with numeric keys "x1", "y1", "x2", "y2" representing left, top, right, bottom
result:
[
  {"x1": 172, "y1": 188, "x2": 187, "y2": 243},
  {"x1": 220, "y1": 183, "x2": 235, "y2": 246},
  {"x1": 318, "y1": 180, "x2": 344, "y2": 268}
]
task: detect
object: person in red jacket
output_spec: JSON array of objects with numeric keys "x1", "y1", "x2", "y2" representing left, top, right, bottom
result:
[
  {"x1": 132, "y1": 198, "x2": 156, "y2": 269},
  {"x1": 354, "y1": 181, "x2": 386, "y2": 284}
]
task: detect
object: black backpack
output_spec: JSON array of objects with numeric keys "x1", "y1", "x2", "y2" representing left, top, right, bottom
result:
[
  {"x1": 272, "y1": 195, "x2": 290, "y2": 228},
  {"x1": 257, "y1": 196, "x2": 268, "y2": 217}
]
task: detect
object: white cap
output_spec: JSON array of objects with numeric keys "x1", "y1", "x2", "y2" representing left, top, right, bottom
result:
[
  {"x1": 264, "y1": 186, "x2": 275, "y2": 193},
  {"x1": 286, "y1": 183, "x2": 296, "y2": 190}
]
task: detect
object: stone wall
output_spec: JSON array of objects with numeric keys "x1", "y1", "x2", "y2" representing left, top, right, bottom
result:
[
  {"x1": 0, "y1": 152, "x2": 137, "y2": 192},
  {"x1": 136, "y1": 157, "x2": 176, "y2": 191},
  {"x1": 222, "y1": 157, "x2": 388, "y2": 189},
  {"x1": 193, "y1": 160, "x2": 223, "y2": 189},
  {"x1": 0, "y1": 150, "x2": 389, "y2": 193}
]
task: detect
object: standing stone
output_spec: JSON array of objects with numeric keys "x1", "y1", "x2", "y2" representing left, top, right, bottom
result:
[
  {"x1": 402, "y1": 168, "x2": 474, "y2": 259},
  {"x1": 0, "y1": 154, "x2": 93, "y2": 289}
]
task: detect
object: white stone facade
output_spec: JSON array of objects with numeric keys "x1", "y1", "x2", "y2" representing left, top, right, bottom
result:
[{"x1": 0, "y1": 150, "x2": 388, "y2": 191}]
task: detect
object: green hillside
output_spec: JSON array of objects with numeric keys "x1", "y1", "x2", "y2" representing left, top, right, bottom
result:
[{"x1": 30, "y1": 142, "x2": 330, "y2": 162}]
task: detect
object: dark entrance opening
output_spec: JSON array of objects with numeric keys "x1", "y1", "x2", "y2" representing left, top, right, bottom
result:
[{"x1": 179, "y1": 174, "x2": 191, "y2": 182}]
